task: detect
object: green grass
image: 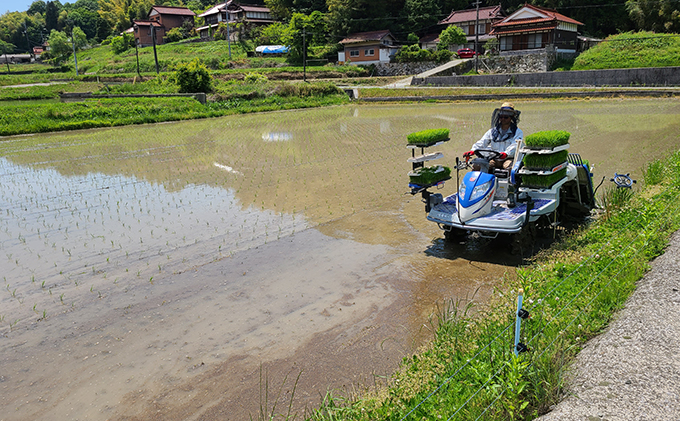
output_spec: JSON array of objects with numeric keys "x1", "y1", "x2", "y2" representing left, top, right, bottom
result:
[
  {"x1": 573, "y1": 31, "x2": 680, "y2": 70},
  {"x1": 0, "y1": 91, "x2": 349, "y2": 137},
  {"x1": 305, "y1": 149, "x2": 680, "y2": 421}
]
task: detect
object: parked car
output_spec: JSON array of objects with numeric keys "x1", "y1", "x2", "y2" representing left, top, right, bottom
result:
[{"x1": 457, "y1": 48, "x2": 478, "y2": 58}]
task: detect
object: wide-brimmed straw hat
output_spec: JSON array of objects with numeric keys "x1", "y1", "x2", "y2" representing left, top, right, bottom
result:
[{"x1": 499, "y1": 102, "x2": 517, "y2": 116}]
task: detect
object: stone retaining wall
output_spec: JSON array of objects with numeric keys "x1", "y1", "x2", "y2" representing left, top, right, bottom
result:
[
  {"x1": 373, "y1": 62, "x2": 441, "y2": 76},
  {"x1": 412, "y1": 66, "x2": 680, "y2": 87}
]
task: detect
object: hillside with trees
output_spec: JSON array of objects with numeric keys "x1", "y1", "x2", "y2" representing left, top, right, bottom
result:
[{"x1": 0, "y1": 0, "x2": 679, "y2": 77}]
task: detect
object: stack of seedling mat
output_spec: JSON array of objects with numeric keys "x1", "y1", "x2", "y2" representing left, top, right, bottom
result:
[
  {"x1": 406, "y1": 128, "x2": 451, "y2": 191},
  {"x1": 518, "y1": 130, "x2": 570, "y2": 189}
]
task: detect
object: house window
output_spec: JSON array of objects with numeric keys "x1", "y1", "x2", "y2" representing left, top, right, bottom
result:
[
  {"x1": 528, "y1": 33, "x2": 541, "y2": 49},
  {"x1": 477, "y1": 23, "x2": 486, "y2": 34},
  {"x1": 350, "y1": 50, "x2": 360, "y2": 57},
  {"x1": 364, "y1": 48, "x2": 374, "y2": 56},
  {"x1": 500, "y1": 36, "x2": 511, "y2": 51}
]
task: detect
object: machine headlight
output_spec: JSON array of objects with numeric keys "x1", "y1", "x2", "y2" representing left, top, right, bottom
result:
[
  {"x1": 470, "y1": 180, "x2": 493, "y2": 202},
  {"x1": 458, "y1": 181, "x2": 467, "y2": 198}
]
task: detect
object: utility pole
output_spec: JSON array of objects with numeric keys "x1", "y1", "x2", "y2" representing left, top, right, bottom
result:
[
  {"x1": 151, "y1": 25, "x2": 159, "y2": 74},
  {"x1": 302, "y1": 30, "x2": 307, "y2": 82},
  {"x1": 71, "y1": 29, "x2": 79, "y2": 76},
  {"x1": 24, "y1": 21, "x2": 33, "y2": 61},
  {"x1": 226, "y1": 13, "x2": 232, "y2": 59},
  {"x1": 2, "y1": 44, "x2": 10, "y2": 73},
  {"x1": 474, "y1": 0, "x2": 480, "y2": 73},
  {"x1": 135, "y1": 40, "x2": 140, "y2": 76}
]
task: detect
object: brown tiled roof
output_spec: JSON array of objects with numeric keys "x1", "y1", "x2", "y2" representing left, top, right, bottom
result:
[
  {"x1": 340, "y1": 30, "x2": 393, "y2": 44},
  {"x1": 493, "y1": 4, "x2": 582, "y2": 28},
  {"x1": 237, "y1": 5, "x2": 270, "y2": 13},
  {"x1": 439, "y1": 5, "x2": 503, "y2": 25},
  {"x1": 150, "y1": 5, "x2": 196, "y2": 16}
]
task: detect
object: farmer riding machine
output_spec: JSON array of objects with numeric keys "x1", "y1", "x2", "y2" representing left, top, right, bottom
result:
[{"x1": 406, "y1": 128, "x2": 596, "y2": 251}]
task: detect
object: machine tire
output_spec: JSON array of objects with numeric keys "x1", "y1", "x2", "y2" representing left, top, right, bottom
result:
[
  {"x1": 444, "y1": 227, "x2": 467, "y2": 242},
  {"x1": 511, "y1": 223, "x2": 536, "y2": 255}
]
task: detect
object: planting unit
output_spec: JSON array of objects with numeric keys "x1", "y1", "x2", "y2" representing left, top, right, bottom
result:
[{"x1": 406, "y1": 129, "x2": 451, "y2": 211}]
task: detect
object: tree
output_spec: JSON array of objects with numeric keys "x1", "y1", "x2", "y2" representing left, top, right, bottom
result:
[
  {"x1": 626, "y1": 0, "x2": 680, "y2": 32},
  {"x1": 45, "y1": 1, "x2": 60, "y2": 31},
  {"x1": 72, "y1": 26, "x2": 87, "y2": 49},
  {"x1": 257, "y1": 21, "x2": 293, "y2": 45},
  {"x1": 403, "y1": 0, "x2": 441, "y2": 35},
  {"x1": 438, "y1": 24, "x2": 465, "y2": 51},
  {"x1": 28, "y1": 1, "x2": 47, "y2": 15},
  {"x1": 286, "y1": 11, "x2": 328, "y2": 63},
  {"x1": 46, "y1": 29, "x2": 71, "y2": 63}
]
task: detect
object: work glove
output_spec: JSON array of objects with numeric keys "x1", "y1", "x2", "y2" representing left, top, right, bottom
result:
[
  {"x1": 498, "y1": 152, "x2": 508, "y2": 160},
  {"x1": 463, "y1": 150, "x2": 475, "y2": 158}
]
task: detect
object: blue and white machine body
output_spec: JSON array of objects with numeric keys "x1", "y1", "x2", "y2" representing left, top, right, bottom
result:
[{"x1": 424, "y1": 142, "x2": 595, "y2": 237}]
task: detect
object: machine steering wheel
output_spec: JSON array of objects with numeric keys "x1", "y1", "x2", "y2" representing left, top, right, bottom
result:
[{"x1": 472, "y1": 148, "x2": 503, "y2": 161}]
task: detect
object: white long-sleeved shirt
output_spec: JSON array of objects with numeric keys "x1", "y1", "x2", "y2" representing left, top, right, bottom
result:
[{"x1": 472, "y1": 126, "x2": 523, "y2": 158}]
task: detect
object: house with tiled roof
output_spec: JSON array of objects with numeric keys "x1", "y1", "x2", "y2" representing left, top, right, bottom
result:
[
  {"x1": 197, "y1": 2, "x2": 274, "y2": 39},
  {"x1": 131, "y1": 5, "x2": 196, "y2": 47},
  {"x1": 439, "y1": 5, "x2": 505, "y2": 52},
  {"x1": 489, "y1": 4, "x2": 583, "y2": 53},
  {"x1": 338, "y1": 30, "x2": 398, "y2": 65}
]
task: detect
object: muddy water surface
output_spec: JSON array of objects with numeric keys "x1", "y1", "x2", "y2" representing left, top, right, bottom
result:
[{"x1": 1, "y1": 98, "x2": 679, "y2": 420}]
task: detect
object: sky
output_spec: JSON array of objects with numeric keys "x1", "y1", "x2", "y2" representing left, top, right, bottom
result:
[{"x1": 2, "y1": 0, "x2": 39, "y2": 14}]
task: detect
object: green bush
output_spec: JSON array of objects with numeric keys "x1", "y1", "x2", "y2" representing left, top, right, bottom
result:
[
  {"x1": 172, "y1": 58, "x2": 213, "y2": 93},
  {"x1": 110, "y1": 33, "x2": 133, "y2": 55},
  {"x1": 433, "y1": 49, "x2": 453, "y2": 63},
  {"x1": 407, "y1": 128, "x2": 450, "y2": 145},
  {"x1": 524, "y1": 130, "x2": 570, "y2": 148},
  {"x1": 166, "y1": 27, "x2": 184, "y2": 43},
  {"x1": 244, "y1": 72, "x2": 268, "y2": 83}
]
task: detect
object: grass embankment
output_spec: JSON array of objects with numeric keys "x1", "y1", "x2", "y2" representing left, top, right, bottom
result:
[
  {"x1": 0, "y1": 85, "x2": 349, "y2": 136},
  {"x1": 573, "y1": 31, "x2": 680, "y2": 70},
  {"x1": 305, "y1": 151, "x2": 680, "y2": 420}
]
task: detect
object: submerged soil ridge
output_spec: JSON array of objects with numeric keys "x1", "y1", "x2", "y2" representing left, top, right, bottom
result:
[{"x1": 536, "y1": 230, "x2": 680, "y2": 421}]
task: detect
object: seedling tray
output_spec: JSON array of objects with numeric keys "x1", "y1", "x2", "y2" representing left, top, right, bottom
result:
[
  {"x1": 519, "y1": 144, "x2": 570, "y2": 154},
  {"x1": 518, "y1": 161, "x2": 568, "y2": 175},
  {"x1": 408, "y1": 152, "x2": 444, "y2": 163},
  {"x1": 409, "y1": 165, "x2": 451, "y2": 186}
]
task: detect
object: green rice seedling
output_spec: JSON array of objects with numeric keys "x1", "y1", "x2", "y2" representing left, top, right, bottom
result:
[
  {"x1": 523, "y1": 151, "x2": 569, "y2": 170},
  {"x1": 524, "y1": 130, "x2": 570, "y2": 148},
  {"x1": 521, "y1": 168, "x2": 567, "y2": 189},
  {"x1": 409, "y1": 165, "x2": 452, "y2": 186},
  {"x1": 407, "y1": 128, "x2": 450, "y2": 145}
]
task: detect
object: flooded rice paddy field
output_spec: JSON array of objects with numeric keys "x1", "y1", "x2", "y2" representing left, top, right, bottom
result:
[{"x1": 1, "y1": 98, "x2": 679, "y2": 420}]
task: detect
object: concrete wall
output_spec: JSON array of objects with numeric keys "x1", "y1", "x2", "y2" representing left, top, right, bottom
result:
[{"x1": 412, "y1": 66, "x2": 680, "y2": 87}]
